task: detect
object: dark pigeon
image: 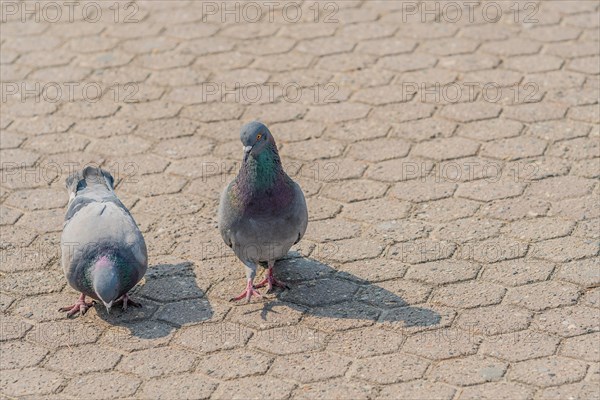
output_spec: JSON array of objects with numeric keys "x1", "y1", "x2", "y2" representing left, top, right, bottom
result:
[{"x1": 218, "y1": 121, "x2": 308, "y2": 301}]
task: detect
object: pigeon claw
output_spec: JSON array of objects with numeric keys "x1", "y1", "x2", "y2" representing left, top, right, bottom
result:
[
  {"x1": 255, "y1": 267, "x2": 289, "y2": 293},
  {"x1": 230, "y1": 279, "x2": 262, "y2": 302},
  {"x1": 59, "y1": 294, "x2": 96, "y2": 318},
  {"x1": 117, "y1": 293, "x2": 142, "y2": 311}
]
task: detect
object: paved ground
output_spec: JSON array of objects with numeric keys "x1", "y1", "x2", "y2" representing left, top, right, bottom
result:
[{"x1": 1, "y1": 1, "x2": 599, "y2": 399}]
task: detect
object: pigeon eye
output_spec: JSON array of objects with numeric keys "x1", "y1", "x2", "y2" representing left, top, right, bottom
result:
[{"x1": 256, "y1": 133, "x2": 262, "y2": 140}]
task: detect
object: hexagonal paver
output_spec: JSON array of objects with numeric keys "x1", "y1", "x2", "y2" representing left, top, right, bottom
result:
[
  {"x1": 406, "y1": 260, "x2": 480, "y2": 285},
  {"x1": 482, "y1": 259, "x2": 554, "y2": 287},
  {"x1": 116, "y1": 347, "x2": 196, "y2": 378},
  {"x1": 439, "y1": 103, "x2": 502, "y2": 123},
  {"x1": 456, "y1": 179, "x2": 525, "y2": 201},
  {"x1": 392, "y1": 180, "x2": 457, "y2": 203},
  {"x1": 321, "y1": 180, "x2": 388, "y2": 203},
  {"x1": 319, "y1": 238, "x2": 385, "y2": 263},
  {"x1": 212, "y1": 376, "x2": 295, "y2": 400},
  {"x1": 270, "y1": 351, "x2": 352, "y2": 383},
  {"x1": 556, "y1": 258, "x2": 600, "y2": 288},
  {"x1": 327, "y1": 326, "x2": 404, "y2": 358},
  {"x1": 533, "y1": 236, "x2": 599, "y2": 263},
  {"x1": 249, "y1": 326, "x2": 326, "y2": 355},
  {"x1": 62, "y1": 372, "x2": 142, "y2": 400},
  {"x1": 459, "y1": 382, "x2": 535, "y2": 400},
  {"x1": 456, "y1": 305, "x2": 532, "y2": 336},
  {"x1": 0, "y1": 368, "x2": 64, "y2": 397},
  {"x1": 415, "y1": 198, "x2": 481, "y2": 223},
  {"x1": 45, "y1": 345, "x2": 121, "y2": 373},
  {"x1": 502, "y1": 217, "x2": 576, "y2": 242},
  {"x1": 430, "y1": 217, "x2": 503, "y2": 244},
  {"x1": 350, "y1": 353, "x2": 429, "y2": 384},
  {"x1": 174, "y1": 322, "x2": 253, "y2": 354},
  {"x1": 534, "y1": 306, "x2": 600, "y2": 337},
  {"x1": 539, "y1": 382, "x2": 600, "y2": 400},
  {"x1": 138, "y1": 373, "x2": 218, "y2": 400},
  {"x1": 480, "y1": 196, "x2": 550, "y2": 221},
  {"x1": 280, "y1": 278, "x2": 359, "y2": 307},
  {"x1": 480, "y1": 330, "x2": 560, "y2": 362},
  {"x1": 197, "y1": 348, "x2": 272, "y2": 380},
  {"x1": 388, "y1": 239, "x2": 456, "y2": 264},
  {"x1": 0, "y1": 341, "x2": 48, "y2": 370},
  {"x1": 378, "y1": 380, "x2": 456, "y2": 400},
  {"x1": 481, "y1": 136, "x2": 548, "y2": 160},
  {"x1": 508, "y1": 357, "x2": 587, "y2": 387},
  {"x1": 403, "y1": 328, "x2": 481, "y2": 360},
  {"x1": 560, "y1": 332, "x2": 600, "y2": 362},
  {"x1": 432, "y1": 281, "x2": 506, "y2": 309},
  {"x1": 412, "y1": 137, "x2": 480, "y2": 160},
  {"x1": 505, "y1": 281, "x2": 581, "y2": 311},
  {"x1": 5, "y1": 189, "x2": 66, "y2": 211},
  {"x1": 293, "y1": 379, "x2": 374, "y2": 400},
  {"x1": 430, "y1": 356, "x2": 508, "y2": 386},
  {"x1": 347, "y1": 138, "x2": 411, "y2": 162}
]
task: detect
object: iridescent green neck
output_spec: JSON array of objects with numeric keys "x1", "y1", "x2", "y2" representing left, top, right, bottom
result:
[{"x1": 239, "y1": 145, "x2": 283, "y2": 191}]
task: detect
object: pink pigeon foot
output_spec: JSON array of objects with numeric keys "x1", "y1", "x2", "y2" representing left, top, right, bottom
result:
[
  {"x1": 255, "y1": 266, "x2": 289, "y2": 293},
  {"x1": 230, "y1": 279, "x2": 262, "y2": 302},
  {"x1": 117, "y1": 293, "x2": 142, "y2": 310},
  {"x1": 59, "y1": 294, "x2": 96, "y2": 318}
]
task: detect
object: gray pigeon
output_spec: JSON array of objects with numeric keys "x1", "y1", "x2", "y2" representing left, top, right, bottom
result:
[
  {"x1": 218, "y1": 121, "x2": 308, "y2": 302},
  {"x1": 60, "y1": 166, "x2": 147, "y2": 317}
]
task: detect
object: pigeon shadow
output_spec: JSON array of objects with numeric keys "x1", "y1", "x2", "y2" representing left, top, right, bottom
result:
[
  {"x1": 258, "y1": 255, "x2": 442, "y2": 329},
  {"x1": 93, "y1": 261, "x2": 213, "y2": 340}
]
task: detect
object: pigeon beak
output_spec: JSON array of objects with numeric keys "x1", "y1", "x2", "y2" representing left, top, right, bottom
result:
[
  {"x1": 103, "y1": 301, "x2": 113, "y2": 313},
  {"x1": 243, "y1": 145, "x2": 253, "y2": 162}
]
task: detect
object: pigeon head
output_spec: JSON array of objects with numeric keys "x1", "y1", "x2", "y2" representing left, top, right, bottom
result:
[
  {"x1": 65, "y1": 166, "x2": 114, "y2": 203},
  {"x1": 91, "y1": 255, "x2": 121, "y2": 312},
  {"x1": 240, "y1": 121, "x2": 275, "y2": 162}
]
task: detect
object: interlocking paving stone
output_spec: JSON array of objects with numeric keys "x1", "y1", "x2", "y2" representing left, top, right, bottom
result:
[
  {"x1": 429, "y1": 356, "x2": 508, "y2": 386},
  {"x1": 0, "y1": 368, "x2": 64, "y2": 397},
  {"x1": 44, "y1": 345, "x2": 121, "y2": 373},
  {"x1": 270, "y1": 351, "x2": 352, "y2": 383},
  {"x1": 138, "y1": 374, "x2": 218, "y2": 400},
  {"x1": 327, "y1": 326, "x2": 404, "y2": 358},
  {"x1": 350, "y1": 353, "x2": 429, "y2": 384},
  {"x1": 534, "y1": 305, "x2": 600, "y2": 337},
  {"x1": 0, "y1": 341, "x2": 48, "y2": 370},
  {"x1": 198, "y1": 348, "x2": 273, "y2": 380},
  {"x1": 432, "y1": 281, "x2": 506, "y2": 309},
  {"x1": 403, "y1": 328, "x2": 481, "y2": 360},
  {"x1": 212, "y1": 376, "x2": 294, "y2": 400},
  {"x1": 293, "y1": 379, "x2": 374, "y2": 400},
  {"x1": 2, "y1": 2, "x2": 599, "y2": 398},
  {"x1": 116, "y1": 347, "x2": 197, "y2": 378},
  {"x1": 480, "y1": 331, "x2": 561, "y2": 362},
  {"x1": 62, "y1": 372, "x2": 142, "y2": 400},
  {"x1": 456, "y1": 305, "x2": 533, "y2": 336},
  {"x1": 508, "y1": 356, "x2": 588, "y2": 387},
  {"x1": 560, "y1": 332, "x2": 600, "y2": 362},
  {"x1": 458, "y1": 382, "x2": 535, "y2": 400}
]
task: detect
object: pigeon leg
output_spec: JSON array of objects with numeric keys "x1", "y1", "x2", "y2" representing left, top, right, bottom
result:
[
  {"x1": 118, "y1": 293, "x2": 142, "y2": 310},
  {"x1": 255, "y1": 261, "x2": 289, "y2": 293},
  {"x1": 231, "y1": 261, "x2": 262, "y2": 302},
  {"x1": 59, "y1": 293, "x2": 96, "y2": 317}
]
